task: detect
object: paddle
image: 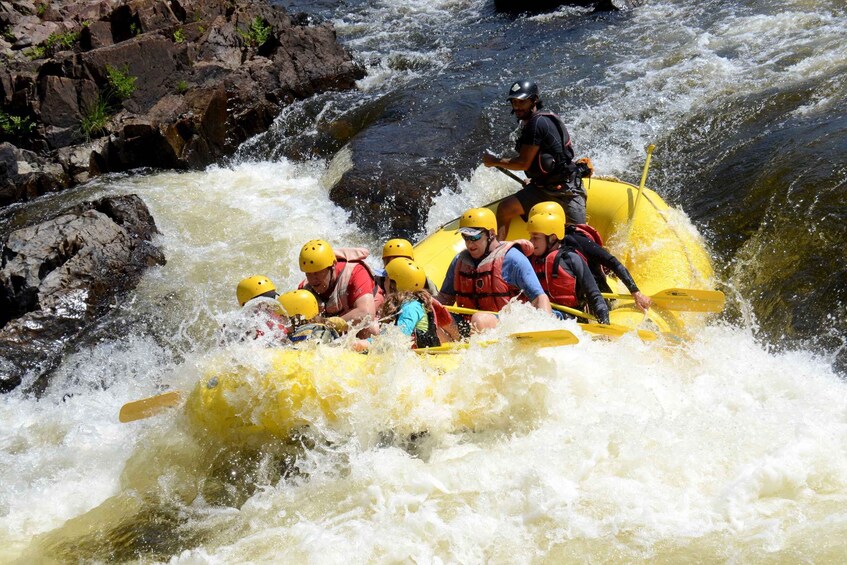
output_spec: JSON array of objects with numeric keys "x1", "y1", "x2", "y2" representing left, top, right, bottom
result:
[
  {"x1": 416, "y1": 328, "x2": 578, "y2": 354},
  {"x1": 496, "y1": 166, "x2": 525, "y2": 185},
  {"x1": 118, "y1": 390, "x2": 182, "y2": 423},
  {"x1": 444, "y1": 304, "x2": 656, "y2": 341},
  {"x1": 630, "y1": 144, "x2": 656, "y2": 223},
  {"x1": 548, "y1": 303, "x2": 658, "y2": 341},
  {"x1": 601, "y1": 288, "x2": 725, "y2": 313}
]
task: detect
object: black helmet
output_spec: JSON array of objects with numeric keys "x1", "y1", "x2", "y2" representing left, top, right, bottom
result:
[{"x1": 506, "y1": 80, "x2": 539, "y2": 101}]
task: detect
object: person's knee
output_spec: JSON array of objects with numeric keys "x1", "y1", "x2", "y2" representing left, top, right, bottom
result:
[
  {"x1": 470, "y1": 313, "x2": 498, "y2": 332},
  {"x1": 497, "y1": 196, "x2": 523, "y2": 219}
]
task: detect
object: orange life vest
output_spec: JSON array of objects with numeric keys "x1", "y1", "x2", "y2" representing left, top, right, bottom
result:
[{"x1": 452, "y1": 240, "x2": 534, "y2": 311}]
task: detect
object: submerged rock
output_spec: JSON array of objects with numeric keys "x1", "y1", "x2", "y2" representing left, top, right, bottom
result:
[{"x1": 0, "y1": 194, "x2": 165, "y2": 392}]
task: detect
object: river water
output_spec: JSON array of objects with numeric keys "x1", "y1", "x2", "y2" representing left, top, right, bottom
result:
[{"x1": 1, "y1": 0, "x2": 846, "y2": 562}]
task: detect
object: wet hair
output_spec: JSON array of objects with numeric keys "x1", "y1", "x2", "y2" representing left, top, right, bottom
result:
[{"x1": 380, "y1": 290, "x2": 433, "y2": 320}]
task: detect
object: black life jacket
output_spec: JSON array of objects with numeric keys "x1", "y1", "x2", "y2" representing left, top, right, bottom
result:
[{"x1": 518, "y1": 112, "x2": 576, "y2": 184}]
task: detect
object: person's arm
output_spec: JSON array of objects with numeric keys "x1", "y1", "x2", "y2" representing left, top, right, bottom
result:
[
  {"x1": 434, "y1": 256, "x2": 458, "y2": 305},
  {"x1": 502, "y1": 249, "x2": 552, "y2": 313},
  {"x1": 531, "y1": 293, "x2": 551, "y2": 312},
  {"x1": 574, "y1": 236, "x2": 651, "y2": 311},
  {"x1": 483, "y1": 143, "x2": 539, "y2": 171},
  {"x1": 341, "y1": 265, "x2": 378, "y2": 324},
  {"x1": 569, "y1": 253, "x2": 610, "y2": 324},
  {"x1": 341, "y1": 293, "x2": 375, "y2": 324}
]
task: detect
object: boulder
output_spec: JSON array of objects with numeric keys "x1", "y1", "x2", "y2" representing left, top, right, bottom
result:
[
  {"x1": 0, "y1": 142, "x2": 70, "y2": 206},
  {"x1": 0, "y1": 0, "x2": 364, "y2": 207},
  {"x1": 0, "y1": 194, "x2": 165, "y2": 392}
]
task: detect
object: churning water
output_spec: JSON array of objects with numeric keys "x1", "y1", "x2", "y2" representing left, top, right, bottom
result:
[{"x1": 1, "y1": 0, "x2": 846, "y2": 562}]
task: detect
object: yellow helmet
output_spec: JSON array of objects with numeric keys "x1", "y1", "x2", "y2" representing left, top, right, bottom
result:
[
  {"x1": 526, "y1": 212, "x2": 565, "y2": 240},
  {"x1": 385, "y1": 258, "x2": 427, "y2": 292},
  {"x1": 382, "y1": 238, "x2": 415, "y2": 261},
  {"x1": 527, "y1": 201, "x2": 565, "y2": 220},
  {"x1": 236, "y1": 275, "x2": 277, "y2": 306},
  {"x1": 459, "y1": 207, "x2": 497, "y2": 232},
  {"x1": 299, "y1": 239, "x2": 336, "y2": 273},
  {"x1": 278, "y1": 290, "x2": 319, "y2": 320}
]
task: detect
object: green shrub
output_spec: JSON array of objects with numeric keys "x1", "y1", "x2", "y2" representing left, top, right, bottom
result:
[
  {"x1": 173, "y1": 28, "x2": 185, "y2": 43},
  {"x1": 1, "y1": 110, "x2": 37, "y2": 139},
  {"x1": 105, "y1": 64, "x2": 137, "y2": 101},
  {"x1": 238, "y1": 17, "x2": 271, "y2": 47},
  {"x1": 79, "y1": 96, "x2": 109, "y2": 139},
  {"x1": 24, "y1": 45, "x2": 46, "y2": 59},
  {"x1": 44, "y1": 30, "x2": 79, "y2": 50},
  {"x1": 176, "y1": 80, "x2": 189, "y2": 94},
  {"x1": 130, "y1": 22, "x2": 141, "y2": 36},
  {"x1": 36, "y1": 3, "x2": 46, "y2": 17}
]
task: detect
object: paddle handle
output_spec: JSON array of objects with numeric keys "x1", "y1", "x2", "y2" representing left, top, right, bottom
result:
[
  {"x1": 496, "y1": 166, "x2": 525, "y2": 186},
  {"x1": 631, "y1": 144, "x2": 656, "y2": 222}
]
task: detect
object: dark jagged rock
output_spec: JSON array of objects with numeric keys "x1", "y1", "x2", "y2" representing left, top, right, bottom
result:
[
  {"x1": 0, "y1": 141, "x2": 70, "y2": 204},
  {"x1": 0, "y1": 194, "x2": 165, "y2": 392},
  {"x1": 0, "y1": 0, "x2": 364, "y2": 207}
]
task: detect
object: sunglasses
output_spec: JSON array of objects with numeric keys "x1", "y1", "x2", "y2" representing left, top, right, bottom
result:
[{"x1": 462, "y1": 232, "x2": 484, "y2": 242}]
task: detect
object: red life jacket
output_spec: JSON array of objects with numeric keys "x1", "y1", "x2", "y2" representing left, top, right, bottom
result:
[
  {"x1": 300, "y1": 247, "x2": 384, "y2": 317},
  {"x1": 453, "y1": 240, "x2": 534, "y2": 311},
  {"x1": 532, "y1": 245, "x2": 588, "y2": 308},
  {"x1": 572, "y1": 223, "x2": 603, "y2": 246}
]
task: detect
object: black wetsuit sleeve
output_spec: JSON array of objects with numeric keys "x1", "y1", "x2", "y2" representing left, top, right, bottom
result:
[
  {"x1": 567, "y1": 252, "x2": 611, "y2": 325},
  {"x1": 571, "y1": 235, "x2": 640, "y2": 294}
]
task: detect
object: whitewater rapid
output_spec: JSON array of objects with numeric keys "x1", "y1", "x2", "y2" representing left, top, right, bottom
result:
[
  {"x1": 2, "y1": 0, "x2": 847, "y2": 560},
  {"x1": 1, "y1": 160, "x2": 845, "y2": 562}
]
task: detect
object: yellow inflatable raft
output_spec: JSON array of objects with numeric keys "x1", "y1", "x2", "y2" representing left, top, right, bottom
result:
[
  {"x1": 414, "y1": 177, "x2": 715, "y2": 336},
  {"x1": 185, "y1": 177, "x2": 715, "y2": 444}
]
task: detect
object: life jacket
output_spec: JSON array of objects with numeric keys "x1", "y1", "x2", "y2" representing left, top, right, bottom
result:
[
  {"x1": 532, "y1": 245, "x2": 589, "y2": 308},
  {"x1": 453, "y1": 240, "x2": 534, "y2": 311},
  {"x1": 570, "y1": 223, "x2": 603, "y2": 246},
  {"x1": 520, "y1": 112, "x2": 576, "y2": 185},
  {"x1": 566, "y1": 223, "x2": 611, "y2": 279},
  {"x1": 301, "y1": 247, "x2": 384, "y2": 317}
]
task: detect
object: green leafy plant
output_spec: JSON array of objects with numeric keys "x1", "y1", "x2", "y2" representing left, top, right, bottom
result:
[
  {"x1": 173, "y1": 28, "x2": 185, "y2": 43},
  {"x1": 44, "y1": 30, "x2": 79, "y2": 50},
  {"x1": 1, "y1": 110, "x2": 37, "y2": 139},
  {"x1": 36, "y1": 3, "x2": 47, "y2": 17},
  {"x1": 176, "y1": 80, "x2": 189, "y2": 94},
  {"x1": 238, "y1": 17, "x2": 271, "y2": 47},
  {"x1": 79, "y1": 96, "x2": 109, "y2": 140},
  {"x1": 105, "y1": 64, "x2": 137, "y2": 101},
  {"x1": 130, "y1": 22, "x2": 141, "y2": 36},
  {"x1": 24, "y1": 45, "x2": 46, "y2": 59}
]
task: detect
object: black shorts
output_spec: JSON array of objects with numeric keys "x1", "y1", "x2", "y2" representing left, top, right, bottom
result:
[
  {"x1": 450, "y1": 312, "x2": 472, "y2": 338},
  {"x1": 514, "y1": 181, "x2": 587, "y2": 225}
]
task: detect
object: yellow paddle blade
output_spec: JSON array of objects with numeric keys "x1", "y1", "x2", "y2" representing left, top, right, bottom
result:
[
  {"x1": 577, "y1": 323, "x2": 658, "y2": 342},
  {"x1": 416, "y1": 329, "x2": 579, "y2": 354},
  {"x1": 601, "y1": 288, "x2": 725, "y2": 313},
  {"x1": 119, "y1": 390, "x2": 183, "y2": 423},
  {"x1": 650, "y1": 288, "x2": 725, "y2": 312},
  {"x1": 509, "y1": 329, "x2": 579, "y2": 347}
]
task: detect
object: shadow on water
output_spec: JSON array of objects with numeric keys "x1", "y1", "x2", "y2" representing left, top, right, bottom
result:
[
  {"x1": 653, "y1": 77, "x2": 847, "y2": 374},
  {"x1": 19, "y1": 423, "x2": 320, "y2": 563}
]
